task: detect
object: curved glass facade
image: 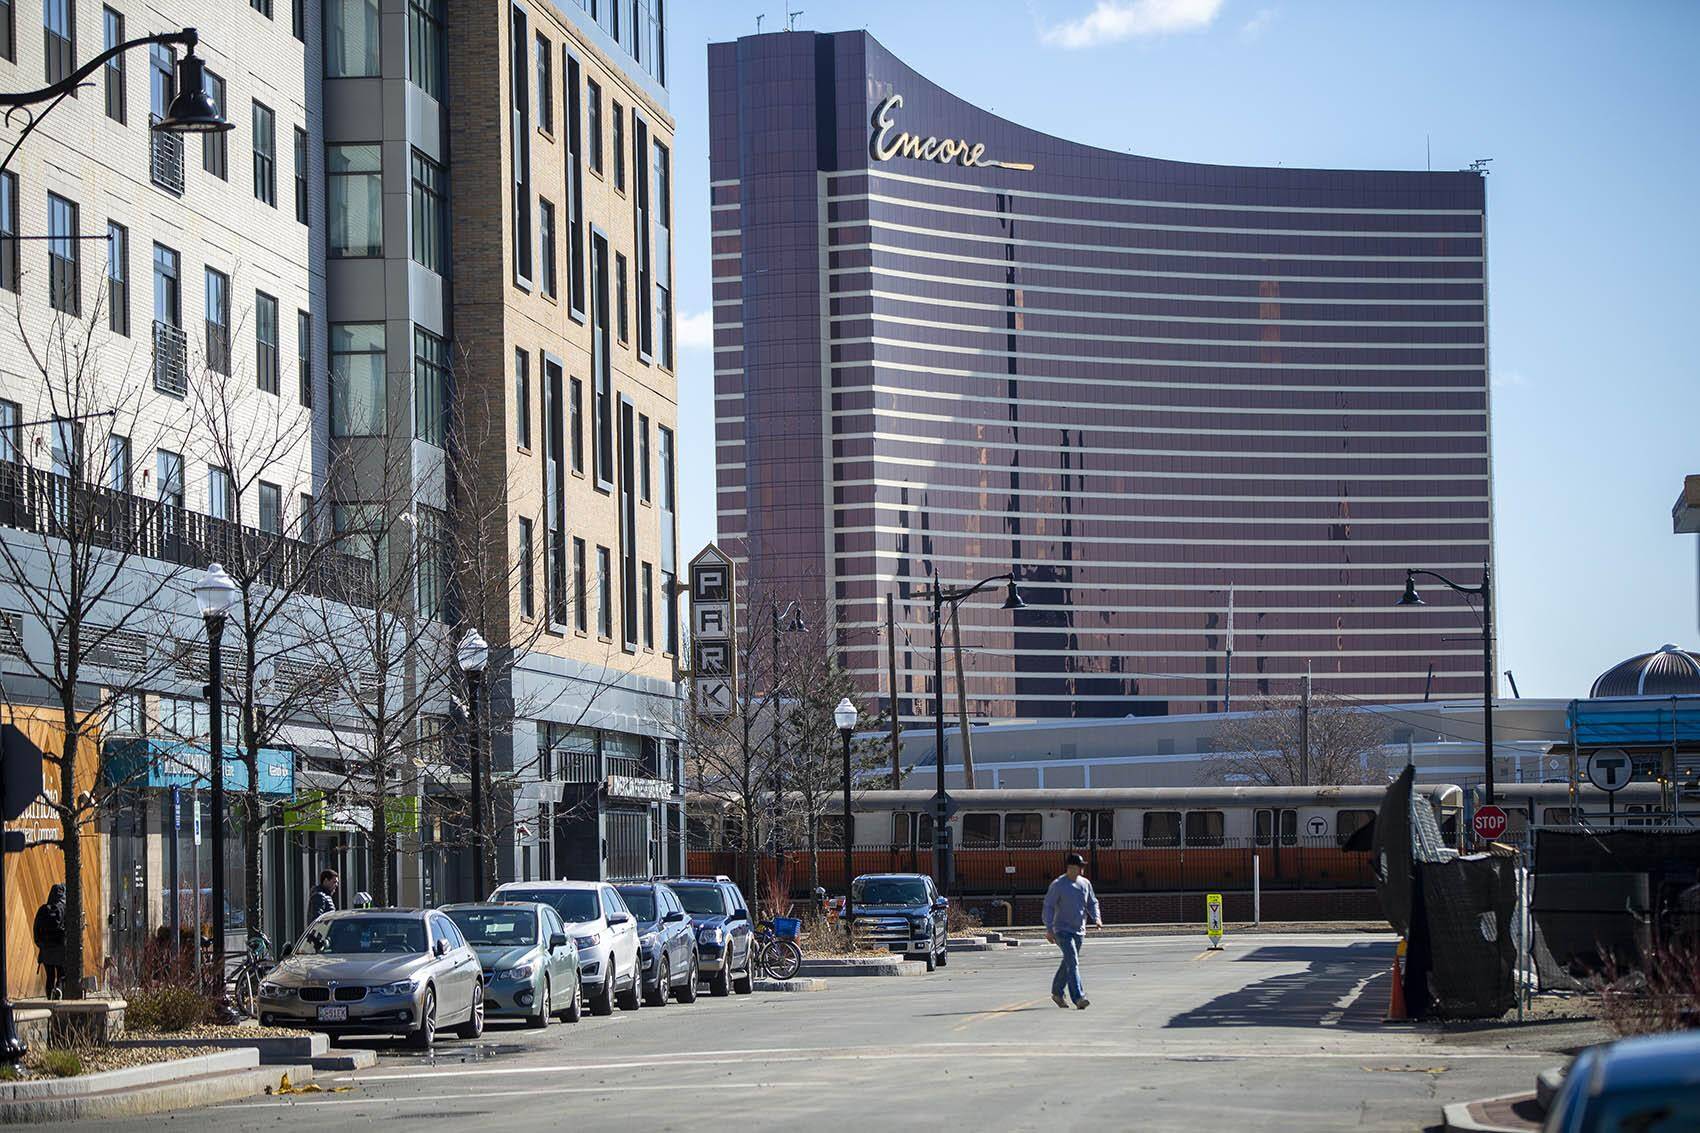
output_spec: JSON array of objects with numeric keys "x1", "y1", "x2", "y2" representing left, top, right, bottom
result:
[{"x1": 710, "y1": 31, "x2": 1492, "y2": 721}]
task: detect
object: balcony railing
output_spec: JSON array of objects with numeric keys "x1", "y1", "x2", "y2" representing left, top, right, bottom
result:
[
  {"x1": 149, "y1": 119, "x2": 185, "y2": 195},
  {"x1": 153, "y1": 320, "x2": 188, "y2": 396},
  {"x1": 0, "y1": 461, "x2": 371, "y2": 606}
]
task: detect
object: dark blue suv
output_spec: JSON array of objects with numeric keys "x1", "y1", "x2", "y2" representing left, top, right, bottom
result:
[
  {"x1": 849, "y1": 873, "x2": 949, "y2": 971},
  {"x1": 616, "y1": 881, "x2": 700, "y2": 1006},
  {"x1": 668, "y1": 877, "x2": 755, "y2": 996}
]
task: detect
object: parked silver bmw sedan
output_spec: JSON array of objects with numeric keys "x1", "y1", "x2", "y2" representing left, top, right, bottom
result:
[
  {"x1": 442, "y1": 902, "x2": 581, "y2": 1028},
  {"x1": 258, "y1": 909, "x2": 484, "y2": 1049}
]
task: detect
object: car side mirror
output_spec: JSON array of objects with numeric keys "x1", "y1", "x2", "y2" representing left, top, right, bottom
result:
[
  {"x1": 729, "y1": 908, "x2": 748, "y2": 922},
  {"x1": 934, "y1": 897, "x2": 949, "y2": 910},
  {"x1": 549, "y1": 932, "x2": 569, "y2": 950},
  {"x1": 433, "y1": 938, "x2": 449, "y2": 957},
  {"x1": 280, "y1": 942, "x2": 293, "y2": 959},
  {"x1": 607, "y1": 911, "x2": 630, "y2": 926},
  {"x1": 663, "y1": 911, "x2": 685, "y2": 924}
]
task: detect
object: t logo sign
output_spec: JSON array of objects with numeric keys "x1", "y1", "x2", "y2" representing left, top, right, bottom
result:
[{"x1": 1586, "y1": 749, "x2": 1633, "y2": 792}]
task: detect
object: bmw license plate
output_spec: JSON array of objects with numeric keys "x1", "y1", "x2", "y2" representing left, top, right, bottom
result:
[{"x1": 317, "y1": 1005, "x2": 348, "y2": 1022}]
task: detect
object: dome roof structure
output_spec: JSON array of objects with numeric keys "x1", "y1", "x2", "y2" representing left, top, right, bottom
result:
[{"x1": 1590, "y1": 645, "x2": 1700, "y2": 698}]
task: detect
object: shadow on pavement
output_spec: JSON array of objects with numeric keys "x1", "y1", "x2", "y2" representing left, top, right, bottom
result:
[{"x1": 1165, "y1": 941, "x2": 1395, "y2": 1032}]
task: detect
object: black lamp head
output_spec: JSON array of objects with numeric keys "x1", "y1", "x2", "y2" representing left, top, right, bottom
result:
[
  {"x1": 1396, "y1": 570, "x2": 1424, "y2": 607},
  {"x1": 156, "y1": 48, "x2": 233, "y2": 135},
  {"x1": 787, "y1": 611, "x2": 806, "y2": 633},
  {"x1": 1000, "y1": 579, "x2": 1026, "y2": 611}
]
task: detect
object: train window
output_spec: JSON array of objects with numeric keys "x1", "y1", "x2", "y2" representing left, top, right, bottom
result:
[
  {"x1": 1004, "y1": 812, "x2": 1043, "y2": 847},
  {"x1": 1542, "y1": 807, "x2": 1580, "y2": 826},
  {"x1": 816, "y1": 814, "x2": 845, "y2": 848},
  {"x1": 1185, "y1": 811, "x2": 1225, "y2": 848},
  {"x1": 1142, "y1": 812, "x2": 1181, "y2": 847},
  {"x1": 1071, "y1": 810, "x2": 1113, "y2": 847},
  {"x1": 917, "y1": 811, "x2": 934, "y2": 848},
  {"x1": 1254, "y1": 809, "x2": 1298, "y2": 847},
  {"x1": 961, "y1": 813, "x2": 1001, "y2": 847},
  {"x1": 892, "y1": 813, "x2": 913, "y2": 847},
  {"x1": 1624, "y1": 804, "x2": 1652, "y2": 829},
  {"x1": 1336, "y1": 810, "x2": 1376, "y2": 847}
]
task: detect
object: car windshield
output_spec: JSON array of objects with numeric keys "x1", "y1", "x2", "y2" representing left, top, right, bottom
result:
[
  {"x1": 1587, "y1": 1088, "x2": 1700, "y2": 1132},
  {"x1": 305, "y1": 917, "x2": 426, "y2": 955},
  {"x1": 498, "y1": 888, "x2": 600, "y2": 924},
  {"x1": 618, "y1": 888, "x2": 657, "y2": 921},
  {"x1": 672, "y1": 886, "x2": 727, "y2": 916},
  {"x1": 446, "y1": 908, "x2": 537, "y2": 947},
  {"x1": 853, "y1": 878, "x2": 930, "y2": 906}
]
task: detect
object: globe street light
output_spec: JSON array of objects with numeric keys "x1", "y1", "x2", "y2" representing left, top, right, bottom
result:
[
  {"x1": 833, "y1": 696, "x2": 858, "y2": 936},
  {"x1": 457, "y1": 629, "x2": 491, "y2": 895},
  {"x1": 1397, "y1": 564, "x2": 1496, "y2": 804},
  {"x1": 194, "y1": 563, "x2": 239, "y2": 998}
]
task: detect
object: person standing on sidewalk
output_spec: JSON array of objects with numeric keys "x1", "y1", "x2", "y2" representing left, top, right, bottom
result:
[
  {"x1": 307, "y1": 869, "x2": 339, "y2": 924},
  {"x1": 1044, "y1": 852, "x2": 1102, "y2": 1009}
]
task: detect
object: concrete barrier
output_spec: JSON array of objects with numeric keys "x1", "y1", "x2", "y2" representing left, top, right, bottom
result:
[
  {"x1": 796, "y1": 958, "x2": 927, "y2": 978},
  {"x1": 752, "y1": 978, "x2": 828, "y2": 992}
]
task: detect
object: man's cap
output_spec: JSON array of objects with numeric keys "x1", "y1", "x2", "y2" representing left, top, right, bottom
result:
[{"x1": 1065, "y1": 852, "x2": 1086, "y2": 867}]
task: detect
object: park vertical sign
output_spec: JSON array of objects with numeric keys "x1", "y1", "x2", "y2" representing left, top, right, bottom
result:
[{"x1": 689, "y1": 545, "x2": 738, "y2": 718}]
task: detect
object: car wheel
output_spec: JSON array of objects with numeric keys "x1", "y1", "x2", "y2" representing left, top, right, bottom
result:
[
  {"x1": 454, "y1": 981, "x2": 485, "y2": 1039},
  {"x1": 676, "y1": 954, "x2": 699, "y2": 1004},
  {"x1": 923, "y1": 944, "x2": 937, "y2": 972},
  {"x1": 590, "y1": 970, "x2": 615, "y2": 1017},
  {"x1": 528, "y1": 978, "x2": 552, "y2": 1029},
  {"x1": 732, "y1": 948, "x2": 754, "y2": 995},
  {"x1": 562, "y1": 973, "x2": 582, "y2": 1023},
  {"x1": 409, "y1": 986, "x2": 437, "y2": 1050},
  {"x1": 936, "y1": 929, "x2": 949, "y2": 968},
  {"x1": 645, "y1": 955, "x2": 670, "y2": 1007},
  {"x1": 709, "y1": 963, "x2": 731, "y2": 997},
  {"x1": 616, "y1": 965, "x2": 642, "y2": 1011}
]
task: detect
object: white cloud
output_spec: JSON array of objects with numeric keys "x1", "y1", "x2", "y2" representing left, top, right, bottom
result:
[
  {"x1": 1041, "y1": 0, "x2": 1225, "y2": 49},
  {"x1": 1239, "y1": 7, "x2": 1275, "y2": 40},
  {"x1": 676, "y1": 309, "x2": 714, "y2": 351},
  {"x1": 1492, "y1": 370, "x2": 1532, "y2": 391}
]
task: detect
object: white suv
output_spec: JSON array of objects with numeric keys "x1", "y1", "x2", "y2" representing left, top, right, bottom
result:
[{"x1": 489, "y1": 881, "x2": 642, "y2": 1015}]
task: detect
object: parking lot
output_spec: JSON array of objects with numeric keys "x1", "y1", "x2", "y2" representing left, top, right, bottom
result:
[{"x1": 60, "y1": 931, "x2": 1567, "y2": 1132}]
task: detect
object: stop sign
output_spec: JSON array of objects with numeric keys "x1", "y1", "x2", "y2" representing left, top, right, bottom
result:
[{"x1": 1472, "y1": 804, "x2": 1508, "y2": 842}]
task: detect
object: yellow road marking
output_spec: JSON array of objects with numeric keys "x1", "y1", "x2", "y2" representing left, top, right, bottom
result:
[
  {"x1": 951, "y1": 998, "x2": 1045, "y2": 1032},
  {"x1": 1190, "y1": 949, "x2": 1222, "y2": 962}
]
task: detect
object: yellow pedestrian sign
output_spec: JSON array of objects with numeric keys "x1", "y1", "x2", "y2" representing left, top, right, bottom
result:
[{"x1": 1206, "y1": 893, "x2": 1225, "y2": 950}]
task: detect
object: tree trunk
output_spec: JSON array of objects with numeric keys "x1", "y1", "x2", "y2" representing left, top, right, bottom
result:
[
  {"x1": 807, "y1": 818, "x2": 819, "y2": 893},
  {"x1": 58, "y1": 711, "x2": 85, "y2": 1000},
  {"x1": 370, "y1": 750, "x2": 389, "y2": 907},
  {"x1": 243, "y1": 736, "x2": 262, "y2": 948}
]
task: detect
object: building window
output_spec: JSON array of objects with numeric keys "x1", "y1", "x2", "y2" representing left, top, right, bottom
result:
[
  {"x1": 47, "y1": 193, "x2": 79, "y2": 316},
  {"x1": 509, "y1": 4, "x2": 532, "y2": 286},
  {"x1": 294, "y1": 127, "x2": 309, "y2": 224},
  {"x1": 252, "y1": 102, "x2": 275, "y2": 204},
  {"x1": 591, "y1": 234, "x2": 613, "y2": 487},
  {"x1": 572, "y1": 537, "x2": 587, "y2": 633},
  {"x1": 662, "y1": 568, "x2": 676, "y2": 654},
  {"x1": 252, "y1": 0, "x2": 273, "y2": 18},
  {"x1": 586, "y1": 79, "x2": 602, "y2": 174},
  {"x1": 538, "y1": 198, "x2": 557, "y2": 298},
  {"x1": 535, "y1": 33, "x2": 552, "y2": 133},
  {"x1": 297, "y1": 310, "x2": 313, "y2": 407},
  {"x1": 106, "y1": 434, "x2": 129, "y2": 492},
  {"x1": 292, "y1": 0, "x2": 305, "y2": 42},
  {"x1": 201, "y1": 72, "x2": 228, "y2": 178},
  {"x1": 0, "y1": 0, "x2": 14, "y2": 63},
  {"x1": 633, "y1": 115, "x2": 651, "y2": 357},
  {"x1": 416, "y1": 506, "x2": 447, "y2": 620},
  {"x1": 328, "y1": 143, "x2": 382, "y2": 258},
  {"x1": 564, "y1": 52, "x2": 584, "y2": 314},
  {"x1": 204, "y1": 267, "x2": 230, "y2": 374},
  {"x1": 207, "y1": 466, "x2": 233, "y2": 522},
  {"x1": 102, "y1": 7, "x2": 125, "y2": 123},
  {"x1": 518, "y1": 517, "x2": 535, "y2": 620},
  {"x1": 569, "y1": 376, "x2": 584, "y2": 473},
  {"x1": 658, "y1": 423, "x2": 675, "y2": 512},
  {"x1": 148, "y1": 45, "x2": 184, "y2": 194},
  {"x1": 153, "y1": 243, "x2": 186, "y2": 394},
  {"x1": 156, "y1": 449, "x2": 184, "y2": 510},
  {"x1": 514, "y1": 348, "x2": 530, "y2": 449},
  {"x1": 330, "y1": 323, "x2": 385, "y2": 436},
  {"x1": 596, "y1": 545, "x2": 612, "y2": 638},
  {"x1": 327, "y1": 0, "x2": 380, "y2": 77},
  {"x1": 298, "y1": 492, "x2": 314, "y2": 540},
  {"x1": 653, "y1": 141, "x2": 672, "y2": 368},
  {"x1": 106, "y1": 222, "x2": 129, "y2": 336},
  {"x1": 413, "y1": 326, "x2": 448, "y2": 446},
  {"x1": 611, "y1": 101, "x2": 625, "y2": 190},
  {"x1": 0, "y1": 402, "x2": 18, "y2": 462},
  {"x1": 408, "y1": 0, "x2": 443, "y2": 98},
  {"x1": 639, "y1": 414, "x2": 650, "y2": 502},
  {"x1": 616, "y1": 252, "x2": 628, "y2": 344},
  {"x1": 256, "y1": 291, "x2": 279, "y2": 393},
  {"x1": 410, "y1": 150, "x2": 446, "y2": 273},
  {"x1": 0, "y1": 172, "x2": 16, "y2": 293},
  {"x1": 642, "y1": 562, "x2": 653, "y2": 649},
  {"x1": 43, "y1": 0, "x2": 73, "y2": 85},
  {"x1": 258, "y1": 481, "x2": 282, "y2": 534}
]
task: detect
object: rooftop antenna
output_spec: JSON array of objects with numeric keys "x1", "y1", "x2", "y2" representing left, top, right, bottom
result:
[
  {"x1": 1426, "y1": 134, "x2": 1431, "y2": 171},
  {"x1": 756, "y1": 13, "x2": 764, "y2": 32},
  {"x1": 787, "y1": 9, "x2": 803, "y2": 30},
  {"x1": 1504, "y1": 670, "x2": 1521, "y2": 699},
  {"x1": 1468, "y1": 157, "x2": 1493, "y2": 174}
]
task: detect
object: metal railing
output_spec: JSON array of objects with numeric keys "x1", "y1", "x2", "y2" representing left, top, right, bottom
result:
[
  {"x1": 153, "y1": 320, "x2": 188, "y2": 395},
  {"x1": 150, "y1": 119, "x2": 184, "y2": 194}
]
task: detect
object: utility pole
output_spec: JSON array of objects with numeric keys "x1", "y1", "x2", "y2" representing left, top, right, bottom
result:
[
  {"x1": 1223, "y1": 584, "x2": 1234, "y2": 713},
  {"x1": 1299, "y1": 662, "x2": 1311, "y2": 787},
  {"x1": 886, "y1": 594, "x2": 901, "y2": 787},
  {"x1": 951, "y1": 605, "x2": 974, "y2": 789}
]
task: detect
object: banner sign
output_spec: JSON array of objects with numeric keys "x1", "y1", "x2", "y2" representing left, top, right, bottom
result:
[{"x1": 689, "y1": 544, "x2": 738, "y2": 718}]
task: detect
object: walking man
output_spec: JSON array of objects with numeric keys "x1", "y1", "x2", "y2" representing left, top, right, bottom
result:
[
  {"x1": 33, "y1": 884, "x2": 68, "y2": 999},
  {"x1": 307, "y1": 869, "x2": 339, "y2": 924},
  {"x1": 1044, "y1": 852, "x2": 1102, "y2": 1009}
]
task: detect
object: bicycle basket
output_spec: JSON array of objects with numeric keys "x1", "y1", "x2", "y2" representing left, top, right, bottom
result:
[{"x1": 771, "y1": 916, "x2": 801, "y2": 939}]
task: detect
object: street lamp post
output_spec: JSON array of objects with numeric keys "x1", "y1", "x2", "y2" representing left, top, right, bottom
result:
[
  {"x1": 1, "y1": 27, "x2": 230, "y2": 178},
  {"x1": 833, "y1": 697, "x2": 858, "y2": 938},
  {"x1": 1397, "y1": 564, "x2": 1496, "y2": 804},
  {"x1": 457, "y1": 630, "x2": 491, "y2": 897},
  {"x1": 924, "y1": 573, "x2": 1025, "y2": 892},
  {"x1": 770, "y1": 600, "x2": 804, "y2": 862},
  {"x1": 193, "y1": 563, "x2": 239, "y2": 1003}
]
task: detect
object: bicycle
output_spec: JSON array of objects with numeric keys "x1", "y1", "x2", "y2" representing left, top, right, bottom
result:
[
  {"x1": 751, "y1": 917, "x2": 803, "y2": 981},
  {"x1": 229, "y1": 932, "x2": 275, "y2": 1019}
]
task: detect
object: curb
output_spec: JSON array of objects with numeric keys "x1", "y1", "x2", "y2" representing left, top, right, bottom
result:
[
  {"x1": 1534, "y1": 1066, "x2": 1565, "y2": 1111},
  {"x1": 115, "y1": 1033, "x2": 329, "y2": 1064},
  {"x1": 1442, "y1": 1092, "x2": 1541, "y2": 1133},
  {"x1": 752, "y1": 978, "x2": 827, "y2": 993},
  {"x1": 311, "y1": 1049, "x2": 378, "y2": 1071},
  {"x1": 0, "y1": 1060, "x2": 313, "y2": 1124},
  {"x1": 0, "y1": 1049, "x2": 258, "y2": 1101},
  {"x1": 947, "y1": 939, "x2": 995, "y2": 952},
  {"x1": 797, "y1": 958, "x2": 928, "y2": 978}
]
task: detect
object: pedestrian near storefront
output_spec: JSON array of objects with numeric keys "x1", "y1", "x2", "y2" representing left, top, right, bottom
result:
[
  {"x1": 33, "y1": 884, "x2": 68, "y2": 999},
  {"x1": 307, "y1": 869, "x2": 339, "y2": 923},
  {"x1": 1043, "y1": 852, "x2": 1102, "y2": 1010}
]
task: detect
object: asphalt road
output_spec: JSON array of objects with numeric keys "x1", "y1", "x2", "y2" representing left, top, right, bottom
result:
[{"x1": 71, "y1": 933, "x2": 1560, "y2": 1132}]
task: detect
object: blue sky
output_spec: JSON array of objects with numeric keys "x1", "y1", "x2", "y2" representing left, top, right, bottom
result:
[{"x1": 664, "y1": 0, "x2": 1700, "y2": 699}]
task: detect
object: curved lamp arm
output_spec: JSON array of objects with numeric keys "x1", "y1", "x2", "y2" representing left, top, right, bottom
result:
[{"x1": 1406, "y1": 567, "x2": 1485, "y2": 598}]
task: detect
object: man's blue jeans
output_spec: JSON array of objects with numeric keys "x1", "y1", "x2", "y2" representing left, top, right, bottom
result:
[{"x1": 1052, "y1": 931, "x2": 1085, "y2": 1001}]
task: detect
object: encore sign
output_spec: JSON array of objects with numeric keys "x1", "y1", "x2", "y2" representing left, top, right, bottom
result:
[{"x1": 869, "y1": 94, "x2": 1035, "y2": 172}]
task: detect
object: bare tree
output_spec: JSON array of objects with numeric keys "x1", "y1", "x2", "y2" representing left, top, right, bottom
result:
[{"x1": 1207, "y1": 691, "x2": 1389, "y2": 786}]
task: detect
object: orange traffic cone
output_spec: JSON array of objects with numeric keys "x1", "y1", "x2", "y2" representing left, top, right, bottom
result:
[{"x1": 1383, "y1": 938, "x2": 1409, "y2": 1023}]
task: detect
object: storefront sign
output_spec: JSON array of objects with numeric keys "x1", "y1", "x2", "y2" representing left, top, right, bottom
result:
[
  {"x1": 690, "y1": 545, "x2": 739, "y2": 718},
  {"x1": 605, "y1": 774, "x2": 672, "y2": 802},
  {"x1": 102, "y1": 739, "x2": 295, "y2": 796},
  {"x1": 869, "y1": 94, "x2": 1035, "y2": 172}
]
